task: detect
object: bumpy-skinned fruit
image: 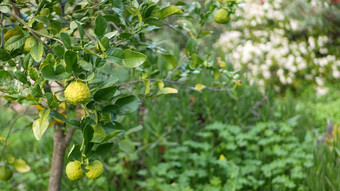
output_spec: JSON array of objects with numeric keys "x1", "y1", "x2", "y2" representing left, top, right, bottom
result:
[
  {"x1": 214, "y1": 9, "x2": 230, "y2": 24},
  {"x1": 85, "y1": 160, "x2": 104, "y2": 179},
  {"x1": 66, "y1": 160, "x2": 84, "y2": 181},
  {"x1": 64, "y1": 81, "x2": 90, "y2": 105}
]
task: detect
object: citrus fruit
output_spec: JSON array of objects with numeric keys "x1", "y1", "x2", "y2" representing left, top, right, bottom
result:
[
  {"x1": 66, "y1": 160, "x2": 84, "y2": 181},
  {"x1": 64, "y1": 81, "x2": 90, "y2": 105},
  {"x1": 85, "y1": 160, "x2": 104, "y2": 179},
  {"x1": 214, "y1": 9, "x2": 230, "y2": 24},
  {"x1": 0, "y1": 165, "x2": 13, "y2": 181}
]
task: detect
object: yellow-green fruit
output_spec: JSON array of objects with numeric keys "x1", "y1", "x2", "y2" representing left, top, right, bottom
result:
[
  {"x1": 0, "y1": 165, "x2": 13, "y2": 181},
  {"x1": 66, "y1": 161, "x2": 84, "y2": 181},
  {"x1": 24, "y1": 36, "x2": 36, "y2": 52},
  {"x1": 214, "y1": 9, "x2": 230, "y2": 24},
  {"x1": 85, "y1": 160, "x2": 104, "y2": 179},
  {"x1": 64, "y1": 81, "x2": 91, "y2": 105}
]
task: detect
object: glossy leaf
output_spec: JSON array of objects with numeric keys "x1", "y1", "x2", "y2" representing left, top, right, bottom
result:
[
  {"x1": 122, "y1": 49, "x2": 147, "y2": 68},
  {"x1": 95, "y1": 13, "x2": 107, "y2": 38},
  {"x1": 30, "y1": 41, "x2": 44, "y2": 62}
]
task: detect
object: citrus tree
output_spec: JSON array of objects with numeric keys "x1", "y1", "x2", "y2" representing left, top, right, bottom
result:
[{"x1": 0, "y1": 0, "x2": 240, "y2": 190}]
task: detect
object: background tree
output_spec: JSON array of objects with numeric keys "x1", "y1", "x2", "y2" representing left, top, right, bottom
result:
[{"x1": 0, "y1": 0, "x2": 240, "y2": 190}]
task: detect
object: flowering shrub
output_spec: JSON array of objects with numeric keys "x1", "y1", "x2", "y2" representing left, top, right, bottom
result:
[{"x1": 216, "y1": 0, "x2": 340, "y2": 93}]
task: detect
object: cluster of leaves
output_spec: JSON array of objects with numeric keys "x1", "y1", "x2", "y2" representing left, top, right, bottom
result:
[{"x1": 132, "y1": 121, "x2": 313, "y2": 191}]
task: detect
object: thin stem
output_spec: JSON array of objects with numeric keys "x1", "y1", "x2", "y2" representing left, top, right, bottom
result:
[
  {"x1": 159, "y1": 21, "x2": 188, "y2": 38},
  {"x1": 6, "y1": 11, "x2": 55, "y2": 54},
  {"x1": 165, "y1": 56, "x2": 191, "y2": 80},
  {"x1": 1, "y1": 114, "x2": 22, "y2": 157}
]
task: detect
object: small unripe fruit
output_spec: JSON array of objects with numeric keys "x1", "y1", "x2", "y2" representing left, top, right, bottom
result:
[
  {"x1": 214, "y1": 9, "x2": 230, "y2": 24},
  {"x1": 64, "y1": 81, "x2": 91, "y2": 105},
  {"x1": 0, "y1": 165, "x2": 13, "y2": 181},
  {"x1": 85, "y1": 160, "x2": 104, "y2": 179},
  {"x1": 66, "y1": 160, "x2": 84, "y2": 181}
]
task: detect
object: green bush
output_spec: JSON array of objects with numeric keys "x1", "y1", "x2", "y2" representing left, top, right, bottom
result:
[{"x1": 134, "y1": 121, "x2": 313, "y2": 191}]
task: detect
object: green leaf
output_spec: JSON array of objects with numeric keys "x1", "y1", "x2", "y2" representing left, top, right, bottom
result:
[
  {"x1": 0, "y1": 5, "x2": 10, "y2": 13},
  {"x1": 157, "y1": 5, "x2": 183, "y2": 20},
  {"x1": 115, "y1": 95, "x2": 139, "y2": 114},
  {"x1": 79, "y1": 60, "x2": 92, "y2": 71},
  {"x1": 94, "y1": 13, "x2": 107, "y2": 38},
  {"x1": 4, "y1": 35, "x2": 26, "y2": 51},
  {"x1": 83, "y1": 125, "x2": 94, "y2": 146},
  {"x1": 32, "y1": 109, "x2": 50, "y2": 141},
  {"x1": 30, "y1": 41, "x2": 44, "y2": 62},
  {"x1": 75, "y1": 22, "x2": 85, "y2": 40},
  {"x1": 68, "y1": 144, "x2": 82, "y2": 161},
  {"x1": 60, "y1": 32, "x2": 71, "y2": 49},
  {"x1": 125, "y1": 125, "x2": 143, "y2": 136},
  {"x1": 119, "y1": 139, "x2": 135, "y2": 153},
  {"x1": 64, "y1": 50, "x2": 78, "y2": 73},
  {"x1": 29, "y1": 67, "x2": 39, "y2": 81},
  {"x1": 23, "y1": 54, "x2": 31, "y2": 69},
  {"x1": 94, "y1": 143, "x2": 113, "y2": 158},
  {"x1": 54, "y1": 45, "x2": 65, "y2": 59},
  {"x1": 41, "y1": 64, "x2": 71, "y2": 81},
  {"x1": 31, "y1": 83, "x2": 43, "y2": 98},
  {"x1": 157, "y1": 87, "x2": 178, "y2": 95},
  {"x1": 101, "y1": 130, "x2": 122, "y2": 143},
  {"x1": 122, "y1": 49, "x2": 147, "y2": 68},
  {"x1": 0, "y1": 49, "x2": 10, "y2": 61},
  {"x1": 93, "y1": 86, "x2": 118, "y2": 102},
  {"x1": 14, "y1": 71, "x2": 30, "y2": 85},
  {"x1": 0, "y1": 70, "x2": 13, "y2": 79},
  {"x1": 50, "y1": 110, "x2": 67, "y2": 123}
]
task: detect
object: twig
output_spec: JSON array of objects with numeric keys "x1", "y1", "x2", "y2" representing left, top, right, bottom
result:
[
  {"x1": 33, "y1": 29, "x2": 64, "y2": 45},
  {"x1": 165, "y1": 56, "x2": 190, "y2": 80},
  {"x1": 6, "y1": 11, "x2": 55, "y2": 54},
  {"x1": 1, "y1": 114, "x2": 22, "y2": 157},
  {"x1": 119, "y1": 78, "x2": 232, "y2": 92},
  {"x1": 0, "y1": 13, "x2": 3, "y2": 48},
  {"x1": 9, "y1": 0, "x2": 20, "y2": 16},
  {"x1": 159, "y1": 21, "x2": 188, "y2": 37}
]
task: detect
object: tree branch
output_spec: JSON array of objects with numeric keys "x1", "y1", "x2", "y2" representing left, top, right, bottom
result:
[
  {"x1": 6, "y1": 11, "x2": 55, "y2": 54},
  {"x1": 119, "y1": 78, "x2": 232, "y2": 92}
]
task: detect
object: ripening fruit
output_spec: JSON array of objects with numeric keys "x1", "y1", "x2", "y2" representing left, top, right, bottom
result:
[
  {"x1": 85, "y1": 160, "x2": 104, "y2": 179},
  {"x1": 66, "y1": 161, "x2": 84, "y2": 181},
  {"x1": 64, "y1": 81, "x2": 91, "y2": 105},
  {"x1": 214, "y1": 9, "x2": 230, "y2": 24},
  {"x1": 0, "y1": 165, "x2": 13, "y2": 181},
  {"x1": 24, "y1": 37, "x2": 36, "y2": 52}
]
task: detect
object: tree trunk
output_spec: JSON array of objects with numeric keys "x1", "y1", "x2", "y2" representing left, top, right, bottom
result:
[
  {"x1": 48, "y1": 124, "x2": 75, "y2": 191},
  {"x1": 48, "y1": 126, "x2": 66, "y2": 191}
]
